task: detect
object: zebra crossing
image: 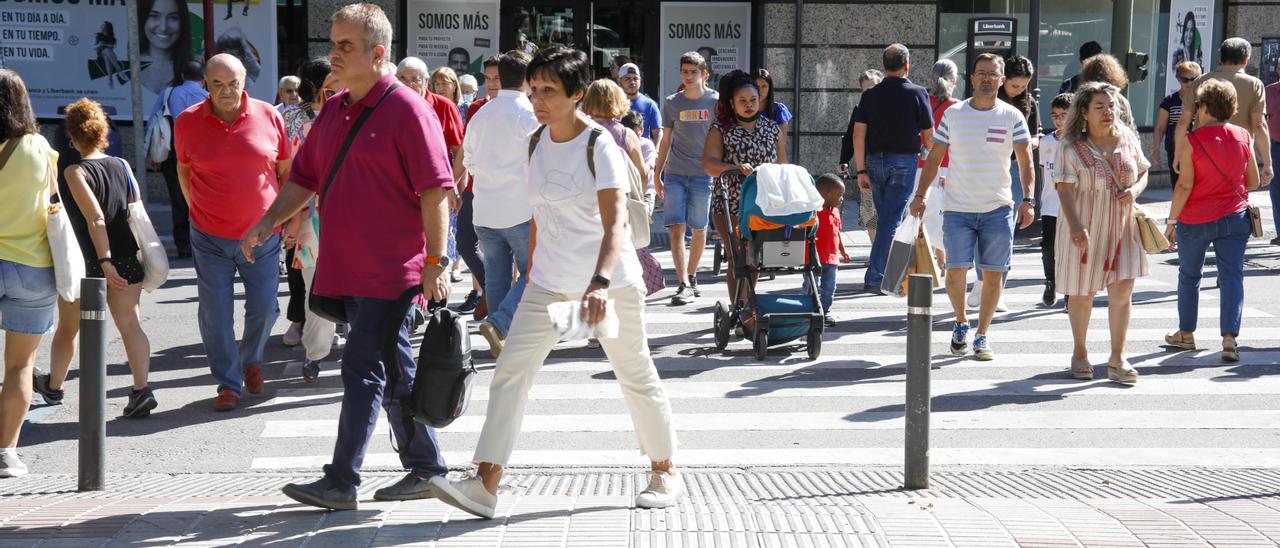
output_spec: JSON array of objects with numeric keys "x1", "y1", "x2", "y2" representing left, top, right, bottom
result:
[{"x1": 249, "y1": 227, "x2": 1280, "y2": 472}]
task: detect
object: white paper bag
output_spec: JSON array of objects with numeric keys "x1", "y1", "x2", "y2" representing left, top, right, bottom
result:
[{"x1": 547, "y1": 300, "x2": 619, "y2": 342}]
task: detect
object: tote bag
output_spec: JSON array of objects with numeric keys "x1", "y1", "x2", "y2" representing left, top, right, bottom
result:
[
  {"x1": 44, "y1": 156, "x2": 85, "y2": 302},
  {"x1": 119, "y1": 158, "x2": 170, "y2": 290}
]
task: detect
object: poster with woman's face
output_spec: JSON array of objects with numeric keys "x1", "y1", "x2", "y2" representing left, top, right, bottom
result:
[
  {"x1": 1166, "y1": 0, "x2": 1213, "y2": 95},
  {"x1": 0, "y1": 0, "x2": 276, "y2": 119}
]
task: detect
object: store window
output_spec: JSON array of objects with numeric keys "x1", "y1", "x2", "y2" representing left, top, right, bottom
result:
[{"x1": 938, "y1": 0, "x2": 1223, "y2": 129}]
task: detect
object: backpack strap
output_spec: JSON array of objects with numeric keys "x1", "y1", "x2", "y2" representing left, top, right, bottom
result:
[
  {"x1": 585, "y1": 127, "x2": 603, "y2": 178},
  {"x1": 527, "y1": 125, "x2": 546, "y2": 160}
]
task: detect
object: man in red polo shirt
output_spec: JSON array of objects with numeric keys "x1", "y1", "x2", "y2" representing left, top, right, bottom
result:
[
  {"x1": 242, "y1": 3, "x2": 454, "y2": 511},
  {"x1": 174, "y1": 53, "x2": 289, "y2": 413}
]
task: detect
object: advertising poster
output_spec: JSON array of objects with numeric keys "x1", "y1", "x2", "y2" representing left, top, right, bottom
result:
[
  {"x1": 1166, "y1": 0, "x2": 1213, "y2": 95},
  {"x1": 657, "y1": 2, "x2": 751, "y2": 103},
  {"x1": 405, "y1": 0, "x2": 499, "y2": 81},
  {"x1": 1262, "y1": 37, "x2": 1279, "y2": 87},
  {"x1": 0, "y1": 0, "x2": 277, "y2": 119}
]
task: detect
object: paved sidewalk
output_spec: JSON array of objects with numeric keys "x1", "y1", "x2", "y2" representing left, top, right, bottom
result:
[{"x1": 3, "y1": 468, "x2": 1280, "y2": 547}]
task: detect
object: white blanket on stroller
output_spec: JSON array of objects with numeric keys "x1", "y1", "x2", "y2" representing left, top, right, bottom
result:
[{"x1": 754, "y1": 164, "x2": 825, "y2": 217}]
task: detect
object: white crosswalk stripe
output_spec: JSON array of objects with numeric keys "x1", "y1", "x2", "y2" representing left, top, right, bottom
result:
[{"x1": 254, "y1": 226, "x2": 1280, "y2": 471}]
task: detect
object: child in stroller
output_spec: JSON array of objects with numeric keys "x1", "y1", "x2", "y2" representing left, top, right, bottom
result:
[{"x1": 712, "y1": 164, "x2": 826, "y2": 360}]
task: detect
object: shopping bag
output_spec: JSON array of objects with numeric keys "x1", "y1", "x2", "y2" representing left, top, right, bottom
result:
[
  {"x1": 636, "y1": 248, "x2": 666, "y2": 296},
  {"x1": 901, "y1": 227, "x2": 942, "y2": 296},
  {"x1": 47, "y1": 202, "x2": 85, "y2": 302},
  {"x1": 119, "y1": 159, "x2": 169, "y2": 291},
  {"x1": 879, "y1": 214, "x2": 922, "y2": 295}
]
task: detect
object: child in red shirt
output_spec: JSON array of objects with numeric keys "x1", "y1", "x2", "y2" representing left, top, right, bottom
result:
[{"x1": 813, "y1": 174, "x2": 851, "y2": 326}]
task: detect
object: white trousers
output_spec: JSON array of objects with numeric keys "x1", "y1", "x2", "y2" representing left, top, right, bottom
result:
[
  {"x1": 473, "y1": 283, "x2": 677, "y2": 465},
  {"x1": 300, "y1": 266, "x2": 337, "y2": 362}
]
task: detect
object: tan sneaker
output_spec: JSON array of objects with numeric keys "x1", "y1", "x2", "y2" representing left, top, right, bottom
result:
[
  {"x1": 478, "y1": 320, "x2": 504, "y2": 359},
  {"x1": 635, "y1": 470, "x2": 684, "y2": 509}
]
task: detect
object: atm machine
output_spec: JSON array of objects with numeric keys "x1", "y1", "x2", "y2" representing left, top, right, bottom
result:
[{"x1": 963, "y1": 17, "x2": 1017, "y2": 98}]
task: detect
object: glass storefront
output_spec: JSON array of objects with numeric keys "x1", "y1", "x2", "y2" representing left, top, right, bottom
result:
[
  {"x1": 499, "y1": 1, "x2": 652, "y2": 88},
  {"x1": 937, "y1": 0, "x2": 1224, "y2": 129}
]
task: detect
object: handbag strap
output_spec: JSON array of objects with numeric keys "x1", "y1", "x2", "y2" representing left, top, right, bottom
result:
[
  {"x1": 1186, "y1": 129, "x2": 1249, "y2": 205},
  {"x1": 161, "y1": 86, "x2": 174, "y2": 117},
  {"x1": 117, "y1": 157, "x2": 141, "y2": 203},
  {"x1": 1081, "y1": 138, "x2": 1124, "y2": 190},
  {"x1": 316, "y1": 82, "x2": 400, "y2": 210},
  {"x1": 0, "y1": 136, "x2": 22, "y2": 171}
]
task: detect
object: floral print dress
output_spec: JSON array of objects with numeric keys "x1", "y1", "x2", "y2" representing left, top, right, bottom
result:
[{"x1": 712, "y1": 117, "x2": 780, "y2": 217}]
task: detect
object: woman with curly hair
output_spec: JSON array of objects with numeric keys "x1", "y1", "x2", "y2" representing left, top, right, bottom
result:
[
  {"x1": 1079, "y1": 54, "x2": 1136, "y2": 130},
  {"x1": 701, "y1": 70, "x2": 787, "y2": 299}
]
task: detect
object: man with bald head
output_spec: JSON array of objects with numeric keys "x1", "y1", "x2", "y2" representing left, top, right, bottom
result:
[{"x1": 175, "y1": 53, "x2": 291, "y2": 412}]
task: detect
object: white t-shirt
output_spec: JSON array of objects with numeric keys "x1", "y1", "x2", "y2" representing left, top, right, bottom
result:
[
  {"x1": 933, "y1": 99, "x2": 1030, "y2": 213},
  {"x1": 526, "y1": 124, "x2": 642, "y2": 293},
  {"x1": 462, "y1": 90, "x2": 542, "y2": 229},
  {"x1": 1038, "y1": 132, "x2": 1062, "y2": 217}
]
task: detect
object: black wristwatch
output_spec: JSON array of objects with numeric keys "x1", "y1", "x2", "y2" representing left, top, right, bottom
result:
[
  {"x1": 590, "y1": 274, "x2": 611, "y2": 288},
  {"x1": 1022, "y1": 197, "x2": 1036, "y2": 206},
  {"x1": 855, "y1": 169, "x2": 868, "y2": 175},
  {"x1": 97, "y1": 257, "x2": 113, "y2": 264}
]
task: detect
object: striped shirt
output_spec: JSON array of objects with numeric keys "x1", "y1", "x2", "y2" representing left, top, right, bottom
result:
[{"x1": 933, "y1": 99, "x2": 1030, "y2": 213}]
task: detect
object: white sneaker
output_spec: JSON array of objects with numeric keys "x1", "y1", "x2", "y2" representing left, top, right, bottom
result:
[
  {"x1": 430, "y1": 476, "x2": 497, "y2": 519},
  {"x1": 635, "y1": 470, "x2": 684, "y2": 509},
  {"x1": 995, "y1": 296, "x2": 1009, "y2": 312},
  {"x1": 0, "y1": 449, "x2": 28, "y2": 478},
  {"x1": 966, "y1": 288, "x2": 981, "y2": 309}
]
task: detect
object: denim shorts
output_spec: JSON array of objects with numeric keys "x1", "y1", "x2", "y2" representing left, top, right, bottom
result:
[
  {"x1": 662, "y1": 173, "x2": 713, "y2": 230},
  {"x1": 942, "y1": 207, "x2": 1014, "y2": 272},
  {"x1": 0, "y1": 258, "x2": 58, "y2": 335}
]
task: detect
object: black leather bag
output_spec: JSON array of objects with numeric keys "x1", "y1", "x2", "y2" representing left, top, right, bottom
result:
[
  {"x1": 381, "y1": 287, "x2": 476, "y2": 431},
  {"x1": 307, "y1": 83, "x2": 400, "y2": 324}
]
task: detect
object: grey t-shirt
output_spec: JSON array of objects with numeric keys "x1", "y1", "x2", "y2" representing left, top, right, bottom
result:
[{"x1": 661, "y1": 89, "x2": 719, "y2": 177}]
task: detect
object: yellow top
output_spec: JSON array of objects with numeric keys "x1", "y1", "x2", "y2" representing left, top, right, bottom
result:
[{"x1": 0, "y1": 134, "x2": 58, "y2": 267}]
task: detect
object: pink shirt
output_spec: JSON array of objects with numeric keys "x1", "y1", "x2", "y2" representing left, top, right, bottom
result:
[
  {"x1": 1266, "y1": 81, "x2": 1279, "y2": 144},
  {"x1": 1182, "y1": 125, "x2": 1251, "y2": 225},
  {"x1": 289, "y1": 74, "x2": 455, "y2": 300},
  {"x1": 175, "y1": 94, "x2": 289, "y2": 239}
]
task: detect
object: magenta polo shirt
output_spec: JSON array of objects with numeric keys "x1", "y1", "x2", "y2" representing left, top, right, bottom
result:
[{"x1": 289, "y1": 74, "x2": 455, "y2": 300}]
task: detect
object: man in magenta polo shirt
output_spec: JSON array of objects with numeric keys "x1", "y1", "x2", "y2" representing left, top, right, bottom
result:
[
  {"x1": 242, "y1": 3, "x2": 454, "y2": 511},
  {"x1": 174, "y1": 53, "x2": 289, "y2": 413}
]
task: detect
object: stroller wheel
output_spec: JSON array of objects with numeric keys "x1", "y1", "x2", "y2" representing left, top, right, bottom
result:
[
  {"x1": 754, "y1": 329, "x2": 768, "y2": 361},
  {"x1": 713, "y1": 302, "x2": 730, "y2": 351},
  {"x1": 807, "y1": 329, "x2": 822, "y2": 360}
]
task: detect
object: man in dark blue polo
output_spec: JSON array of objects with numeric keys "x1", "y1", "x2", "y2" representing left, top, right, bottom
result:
[{"x1": 852, "y1": 43, "x2": 933, "y2": 292}]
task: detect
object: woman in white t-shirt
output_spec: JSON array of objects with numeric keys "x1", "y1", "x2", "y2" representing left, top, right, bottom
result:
[{"x1": 431, "y1": 47, "x2": 682, "y2": 520}]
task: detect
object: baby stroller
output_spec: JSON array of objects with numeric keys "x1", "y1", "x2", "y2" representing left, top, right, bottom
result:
[{"x1": 712, "y1": 165, "x2": 825, "y2": 360}]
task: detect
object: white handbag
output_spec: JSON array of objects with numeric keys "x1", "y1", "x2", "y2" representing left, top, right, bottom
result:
[
  {"x1": 147, "y1": 86, "x2": 174, "y2": 164},
  {"x1": 118, "y1": 158, "x2": 169, "y2": 291},
  {"x1": 43, "y1": 156, "x2": 85, "y2": 302}
]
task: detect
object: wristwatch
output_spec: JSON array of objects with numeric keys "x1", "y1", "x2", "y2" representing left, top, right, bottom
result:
[
  {"x1": 1022, "y1": 197, "x2": 1036, "y2": 206},
  {"x1": 424, "y1": 255, "x2": 451, "y2": 269},
  {"x1": 591, "y1": 274, "x2": 611, "y2": 288}
]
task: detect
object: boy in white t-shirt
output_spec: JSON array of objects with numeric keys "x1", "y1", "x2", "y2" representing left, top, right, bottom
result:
[{"x1": 1037, "y1": 93, "x2": 1071, "y2": 308}]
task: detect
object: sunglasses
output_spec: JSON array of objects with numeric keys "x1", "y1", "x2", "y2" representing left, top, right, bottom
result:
[{"x1": 1177, "y1": 76, "x2": 1197, "y2": 84}]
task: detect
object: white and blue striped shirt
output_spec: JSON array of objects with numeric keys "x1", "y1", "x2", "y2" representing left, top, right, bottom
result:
[{"x1": 933, "y1": 99, "x2": 1029, "y2": 213}]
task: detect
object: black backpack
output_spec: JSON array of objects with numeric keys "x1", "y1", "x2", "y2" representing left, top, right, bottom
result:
[{"x1": 380, "y1": 287, "x2": 476, "y2": 431}]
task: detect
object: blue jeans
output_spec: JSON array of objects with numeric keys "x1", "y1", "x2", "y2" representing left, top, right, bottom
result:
[
  {"x1": 1176, "y1": 210, "x2": 1250, "y2": 336},
  {"x1": 942, "y1": 207, "x2": 1014, "y2": 272},
  {"x1": 455, "y1": 192, "x2": 485, "y2": 287},
  {"x1": 324, "y1": 296, "x2": 448, "y2": 491},
  {"x1": 191, "y1": 227, "x2": 280, "y2": 396},
  {"x1": 1270, "y1": 141, "x2": 1280, "y2": 234},
  {"x1": 976, "y1": 164, "x2": 1022, "y2": 283},
  {"x1": 475, "y1": 221, "x2": 531, "y2": 335},
  {"x1": 803, "y1": 264, "x2": 838, "y2": 313},
  {"x1": 864, "y1": 152, "x2": 918, "y2": 285},
  {"x1": 0, "y1": 259, "x2": 56, "y2": 335}
]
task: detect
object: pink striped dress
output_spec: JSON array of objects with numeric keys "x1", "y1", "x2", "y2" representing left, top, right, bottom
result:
[{"x1": 1053, "y1": 132, "x2": 1151, "y2": 296}]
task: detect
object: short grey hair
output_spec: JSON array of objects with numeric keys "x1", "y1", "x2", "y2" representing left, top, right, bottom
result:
[
  {"x1": 397, "y1": 56, "x2": 428, "y2": 77},
  {"x1": 459, "y1": 74, "x2": 478, "y2": 93},
  {"x1": 926, "y1": 59, "x2": 958, "y2": 100},
  {"x1": 883, "y1": 44, "x2": 909, "y2": 72},
  {"x1": 278, "y1": 75, "x2": 300, "y2": 89},
  {"x1": 858, "y1": 69, "x2": 884, "y2": 87},
  {"x1": 1219, "y1": 37, "x2": 1251, "y2": 65},
  {"x1": 332, "y1": 3, "x2": 393, "y2": 55}
]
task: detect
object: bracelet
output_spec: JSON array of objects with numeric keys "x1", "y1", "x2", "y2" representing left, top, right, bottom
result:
[
  {"x1": 913, "y1": 194, "x2": 925, "y2": 199},
  {"x1": 97, "y1": 257, "x2": 112, "y2": 264},
  {"x1": 855, "y1": 169, "x2": 867, "y2": 175}
]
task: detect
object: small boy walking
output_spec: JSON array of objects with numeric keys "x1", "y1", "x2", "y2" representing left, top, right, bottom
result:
[
  {"x1": 1038, "y1": 93, "x2": 1071, "y2": 307},
  {"x1": 814, "y1": 174, "x2": 852, "y2": 327}
]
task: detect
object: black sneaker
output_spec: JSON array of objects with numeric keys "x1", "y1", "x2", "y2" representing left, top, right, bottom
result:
[
  {"x1": 1041, "y1": 283, "x2": 1057, "y2": 308},
  {"x1": 458, "y1": 290, "x2": 482, "y2": 314},
  {"x1": 688, "y1": 275, "x2": 701, "y2": 298},
  {"x1": 671, "y1": 284, "x2": 693, "y2": 305},
  {"x1": 122, "y1": 387, "x2": 157, "y2": 418},
  {"x1": 32, "y1": 371, "x2": 64, "y2": 404},
  {"x1": 823, "y1": 314, "x2": 836, "y2": 328}
]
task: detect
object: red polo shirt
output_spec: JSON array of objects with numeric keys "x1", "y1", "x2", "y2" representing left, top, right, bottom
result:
[
  {"x1": 425, "y1": 91, "x2": 464, "y2": 148},
  {"x1": 290, "y1": 74, "x2": 455, "y2": 300},
  {"x1": 175, "y1": 94, "x2": 289, "y2": 239}
]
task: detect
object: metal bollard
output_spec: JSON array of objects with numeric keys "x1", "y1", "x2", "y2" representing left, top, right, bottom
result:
[
  {"x1": 904, "y1": 274, "x2": 932, "y2": 490},
  {"x1": 78, "y1": 278, "x2": 107, "y2": 491}
]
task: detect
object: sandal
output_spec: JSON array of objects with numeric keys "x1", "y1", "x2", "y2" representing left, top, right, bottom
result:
[
  {"x1": 1222, "y1": 335, "x2": 1240, "y2": 363},
  {"x1": 301, "y1": 360, "x2": 321, "y2": 383},
  {"x1": 1070, "y1": 357, "x2": 1093, "y2": 380},
  {"x1": 1163, "y1": 330, "x2": 1196, "y2": 350},
  {"x1": 1107, "y1": 360, "x2": 1138, "y2": 385}
]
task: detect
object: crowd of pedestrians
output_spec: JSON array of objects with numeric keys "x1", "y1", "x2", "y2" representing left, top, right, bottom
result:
[{"x1": 0, "y1": 1, "x2": 1274, "y2": 502}]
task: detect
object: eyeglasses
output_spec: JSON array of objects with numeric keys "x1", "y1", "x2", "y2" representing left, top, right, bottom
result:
[
  {"x1": 973, "y1": 71, "x2": 1003, "y2": 80},
  {"x1": 1177, "y1": 76, "x2": 1197, "y2": 84}
]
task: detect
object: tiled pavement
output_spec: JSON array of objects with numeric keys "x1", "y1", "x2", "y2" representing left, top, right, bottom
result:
[{"x1": 3, "y1": 469, "x2": 1280, "y2": 547}]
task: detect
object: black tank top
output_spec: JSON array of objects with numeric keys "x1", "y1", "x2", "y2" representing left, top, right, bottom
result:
[{"x1": 61, "y1": 157, "x2": 139, "y2": 264}]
